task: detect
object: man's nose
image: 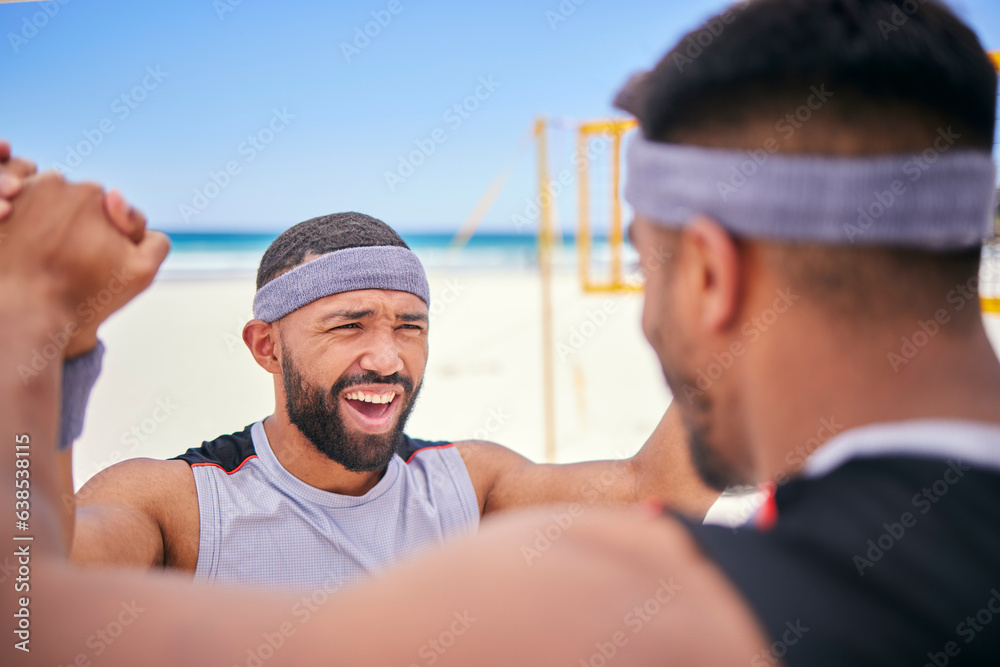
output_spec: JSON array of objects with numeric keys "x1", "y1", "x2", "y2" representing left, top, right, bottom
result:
[{"x1": 358, "y1": 331, "x2": 404, "y2": 377}]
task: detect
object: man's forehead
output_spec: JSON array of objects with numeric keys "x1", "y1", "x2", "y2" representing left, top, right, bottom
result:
[
  {"x1": 307, "y1": 289, "x2": 428, "y2": 316},
  {"x1": 628, "y1": 215, "x2": 658, "y2": 246}
]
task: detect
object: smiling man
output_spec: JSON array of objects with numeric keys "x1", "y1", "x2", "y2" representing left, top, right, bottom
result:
[
  {"x1": 67, "y1": 211, "x2": 717, "y2": 589},
  {"x1": 5, "y1": 0, "x2": 1000, "y2": 664}
]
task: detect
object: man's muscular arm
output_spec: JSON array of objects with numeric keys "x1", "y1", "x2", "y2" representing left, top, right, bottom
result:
[
  {"x1": 71, "y1": 458, "x2": 200, "y2": 570},
  {"x1": 0, "y1": 166, "x2": 169, "y2": 553},
  {"x1": 458, "y1": 404, "x2": 720, "y2": 519}
]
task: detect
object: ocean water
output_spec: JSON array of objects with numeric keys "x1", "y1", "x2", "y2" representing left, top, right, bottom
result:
[
  {"x1": 159, "y1": 231, "x2": 641, "y2": 279},
  {"x1": 158, "y1": 231, "x2": 1000, "y2": 300},
  {"x1": 984, "y1": 244, "x2": 1000, "y2": 297}
]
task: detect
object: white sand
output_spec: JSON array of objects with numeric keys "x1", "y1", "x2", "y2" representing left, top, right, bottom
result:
[
  {"x1": 72, "y1": 264, "x2": 1000, "y2": 528},
  {"x1": 73, "y1": 266, "x2": 670, "y2": 479}
]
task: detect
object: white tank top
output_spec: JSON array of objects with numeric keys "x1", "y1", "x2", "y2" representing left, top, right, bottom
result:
[{"x1": 173, "y1": 421, "x2": 480, "y2": 591}]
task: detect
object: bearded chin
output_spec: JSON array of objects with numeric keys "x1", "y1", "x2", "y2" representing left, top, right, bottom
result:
[
  {"x1": 281, "y1": 355, "x2": 420, "y2": 473},
  {"x1": 660, "y1": 360, "x2": 745, "y2": 492}
]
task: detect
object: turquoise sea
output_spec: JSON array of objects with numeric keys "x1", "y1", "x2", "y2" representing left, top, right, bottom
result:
[
  {"x1": 160, "y1": 231, "x2": 639, "y2": 279},
  {"x1": 158, "y1": 231, "x2": 1000, "y2": 298}
]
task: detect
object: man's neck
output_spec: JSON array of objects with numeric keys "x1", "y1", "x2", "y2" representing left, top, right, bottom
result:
[
  {"x1": 261, "y1": 415, "x2": 388, "y2": 496},
  {"x1": 747, "y1": 317, "x2": 1000, "y2": 484}
]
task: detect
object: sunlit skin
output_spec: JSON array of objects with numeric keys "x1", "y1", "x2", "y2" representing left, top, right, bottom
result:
[
  {"x1": 65, "y1": 221, "x2": 718, "y2": 573},
  {"x1": 629, "y1": 212, "x2": 1000, "y2": 489},
  {"x1": 629, "y1": 214, "x2": 756, "y2": 489},
  {"x1": 0, "y1": 142, "x2": 758, "y2": 667},
  {"x1": 242, "y1": 288, "x2": 429, "y2": 495},
  {"x1": 0, "y1": 159, "x2": 765, "y2": 667}
]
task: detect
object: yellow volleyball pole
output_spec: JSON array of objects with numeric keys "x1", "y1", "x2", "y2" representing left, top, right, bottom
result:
[
  {"x1": 577, "y1": 119, "x2": 641, "y2": 294},
  {"x1": 985, "y1": 51, "x2": 1000, "y2": 314},
  {"x1": 536, "y1": 117, "x2": 558, "y2": 463},
  {"x1": 577, "y1": 129, "x2": 592, "y2": 292},
  {"x1": 609, "y1": 126, "x2": 625, "y2": 287}
]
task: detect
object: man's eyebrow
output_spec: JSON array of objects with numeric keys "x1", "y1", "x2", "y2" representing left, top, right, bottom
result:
[
  {"x1": 319, "y1": 309, "x2": 376, "y2": 322},
  {"x1": 399, "y1": 312, "x2": 429, "y2": 323}
]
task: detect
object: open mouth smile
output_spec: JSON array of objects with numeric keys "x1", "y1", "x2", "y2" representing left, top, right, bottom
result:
[{"x1": 341, "y1": 387, "x2": 403, "y2": 433}]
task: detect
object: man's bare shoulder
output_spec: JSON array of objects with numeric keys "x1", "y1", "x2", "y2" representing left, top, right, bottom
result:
[
  {"x1": 452, "y1": 440, "x2": 526, "y2": 515},
  {"x1": 75, "y1": 457, "x2": 195, "y2": 508},
  {"x1": 74, "y1": 457, "x2": 199, "y2": 569}
]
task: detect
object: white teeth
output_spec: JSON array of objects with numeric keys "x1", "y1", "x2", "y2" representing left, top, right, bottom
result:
[{"x1": 345, "y1": 390, "x2": 396, "y2": 404}]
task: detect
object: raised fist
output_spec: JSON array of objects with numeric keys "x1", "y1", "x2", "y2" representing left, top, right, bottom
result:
[{"x1": 0, "y1": 169, "x2": 170, "y2": 358}]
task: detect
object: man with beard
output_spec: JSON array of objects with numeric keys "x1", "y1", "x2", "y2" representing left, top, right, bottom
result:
[
  {"x1": 65, "y1": 211, "x2": 718, "y2": 590},
  {"x1": 4, "y1": 0, "x2": 1000, "y2": 663}
]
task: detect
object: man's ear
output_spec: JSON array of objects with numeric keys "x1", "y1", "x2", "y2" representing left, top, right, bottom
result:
[
  {"x1": 678, "y1": 215, "x2": 743, "y2": 334},
  {"x1": 243, "y1": 320, "x2": 282, "y2": 374}
]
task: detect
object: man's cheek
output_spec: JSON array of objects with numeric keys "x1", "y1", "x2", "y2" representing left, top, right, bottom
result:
[
  {"x1": 641, "y1": 308, "x2": 657, "y2": 347},
  {"x1": 641, "y1": 283, "x2": 665, "y2": 349}
]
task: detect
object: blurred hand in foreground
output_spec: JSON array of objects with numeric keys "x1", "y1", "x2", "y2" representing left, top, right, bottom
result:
[{"x1": 0, "y1": 168, "x2": 170, "y2": 357}]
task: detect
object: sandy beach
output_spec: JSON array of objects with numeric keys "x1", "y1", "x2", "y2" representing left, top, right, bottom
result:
[{"x1": 72, "y1": 260, "x2": 1000, "y2": 527}]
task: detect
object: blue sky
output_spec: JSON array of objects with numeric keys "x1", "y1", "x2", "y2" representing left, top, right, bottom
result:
[{"x1": 3, "y1": 0, "x2": 1000, "y2": 234}]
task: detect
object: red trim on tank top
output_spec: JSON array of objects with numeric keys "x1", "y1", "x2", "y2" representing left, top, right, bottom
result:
[
  {"x1": 405, "y1": 443, "x2": 455, "y2": 464},
  {"x1": 755, "y1": 481, "x2": 778, "y2": 531},
  {"x1": 190, "y1": 454, "x2": 259, "y2": 475}
]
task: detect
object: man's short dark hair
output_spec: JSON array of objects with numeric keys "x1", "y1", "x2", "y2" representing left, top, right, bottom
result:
[
  {"x1": 618, "y1": 0, "x2": 996, "y2": 152},
  {"x1": 617, "y1": 0, "x2": 996, "y2": 322},
  {"x1": 256, "y1": 212, "x2": 409, "y2": 290}
]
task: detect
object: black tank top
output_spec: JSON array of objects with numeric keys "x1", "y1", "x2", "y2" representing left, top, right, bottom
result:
[{"x1": 677, "y1": 456, "x2": 1000, "y2": 666}]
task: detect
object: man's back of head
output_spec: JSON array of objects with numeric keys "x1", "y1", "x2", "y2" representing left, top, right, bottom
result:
[
  {"x1": 619, "y1": 0, "x2": 1000, "y2": 489},
  {"x1": 616, "y1": 4, "x2": 1000, "y2": 665}
]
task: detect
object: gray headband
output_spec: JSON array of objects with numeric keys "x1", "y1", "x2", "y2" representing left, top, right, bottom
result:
[
  {"x1": 253, "y1": 245, "x2": 430, "y2": 322},
  {"x1": 624, "y1": 135, "x2": 997, "y2": 248}
]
